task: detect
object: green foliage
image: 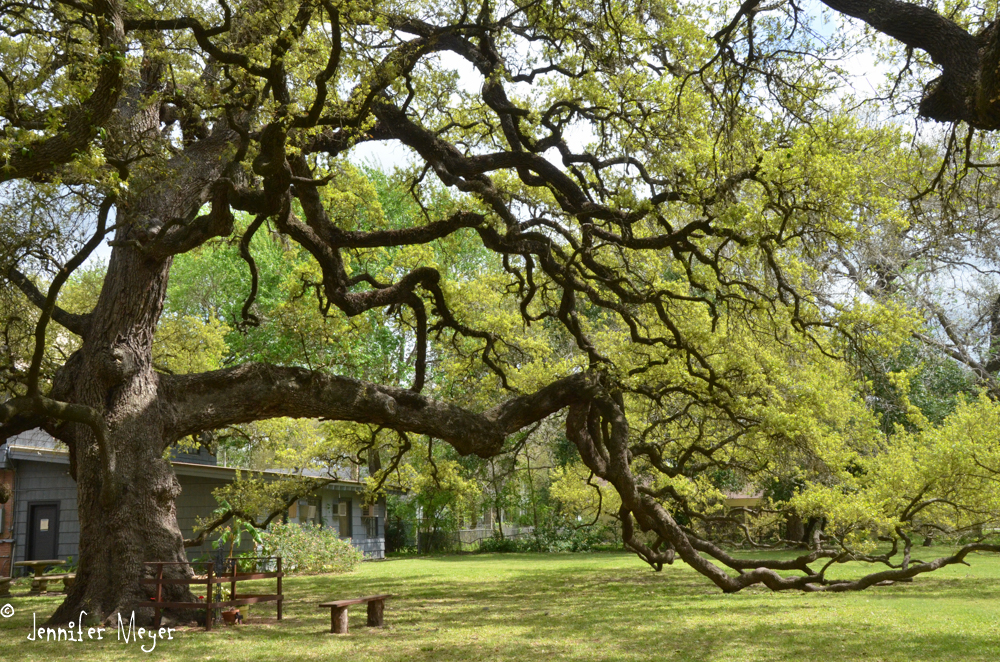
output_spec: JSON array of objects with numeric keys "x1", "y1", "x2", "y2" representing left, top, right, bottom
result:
[
  {"x1": 863, "y1": 341, "x2": 978, "y2": 434},
  {"x1": 6, "y1": 0, "x2": 1000, "y2": 598},
  {"x1": 790, "y1": 392, "x2": 1000, "y2": 552},
  {"x1": 476, "y1": 536, "x2": 526, "y2": 554},
  {"x1": 549, "y1": 462, "x2": 621, "y2": 530},
  {"x1": 259, "y1": 522, "x2": 363, "y2": 574},
  {"x1": 208, "y1": 500, "x2": 265, "y2": 560},
  {"x1": 368, "y1": 434, "x2": 483, "y2": 553},
  {"x1": 478, "y1": 524, "x2": 619, "y2": 554},
  {"x1": 199, "y1": 473, "x2": 332, "y2": 534}
]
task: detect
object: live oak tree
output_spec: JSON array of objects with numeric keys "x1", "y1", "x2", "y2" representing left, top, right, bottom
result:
[
  {"x1": 828, "y1": 129, "x2": 1000, "y2": 396},
  {"x1": 4, "y1": 0, "x2": 1000, "y2": 625}
]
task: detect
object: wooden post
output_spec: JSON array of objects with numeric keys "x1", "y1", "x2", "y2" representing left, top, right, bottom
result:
[
  {"x1": 230, "y1": 560, "x2": 237, "y2": 607},
  {"x1": 154, "y1": 563, "x2": 164, "y2": 629},
  {"x1": 206, "y1": 563, "x2": 213, "y2": 632},
  {"x1": 367, "y1": 599, "x2": 384, "y2": 627},
  {"x1": 332, "y1": 606, "x2": 349, "y2": 634},
  {"x1": 276, "y1": 557, "x2": 283, "y2": 621}
]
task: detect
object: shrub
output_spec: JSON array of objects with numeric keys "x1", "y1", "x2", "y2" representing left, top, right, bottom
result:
[
  {"x1": 531, "y1": 522, "x2": 619, "y2": 552},
  {"x1": 478, "y1": 536, "x2": 528, "y2": 553},
  {"x1": 259, "y1": 522, "x2": 363, "y2": 573},
  {"x1": 385, "y1": 516, "x2": 411, "y2": 554},
  {"x1": 476, "y1": 523, "x2": 622, "y2": 554}
]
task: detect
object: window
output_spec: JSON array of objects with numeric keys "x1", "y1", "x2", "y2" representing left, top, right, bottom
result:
[
  {"x1": 338, "y1": 499, "x2": 352, "y2": 539},
  {"x1": 303, "y1": 500, "x2": 319, "y2": 524},
  {"x1": 363, "y1": 515, "x2": 379, "y2": 539},
  {"x1": 288, "y1": 498, "x2": 322, "y2": 525}
]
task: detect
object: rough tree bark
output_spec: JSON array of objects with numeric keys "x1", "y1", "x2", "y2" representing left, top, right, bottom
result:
[
  {"x1": 47, "y1": 246, "x2": 186, "y2": 623},
  {"x1": 818, "y1": 0, "x2": 1000, "y2": 129},
  {"x1": 43, "y1": 158, "x2": 239, "y2": 623}
]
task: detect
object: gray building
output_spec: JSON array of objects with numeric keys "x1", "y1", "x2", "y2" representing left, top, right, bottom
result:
[{"x1": 0, "y1": 429, "x2": 385, "y2": 577}]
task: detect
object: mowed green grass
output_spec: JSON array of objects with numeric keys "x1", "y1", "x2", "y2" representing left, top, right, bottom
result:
[{"x1": 1, "y1": 549, "x2": 999, "y2": 661}]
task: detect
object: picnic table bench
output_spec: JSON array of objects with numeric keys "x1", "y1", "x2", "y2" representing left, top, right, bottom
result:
[
  {"x1": 13, "y1": 560, "x2": 72, "y2": 594},
  {"x1": 47, "y1": 573, "x2": 76, "y2": 593},
  {"x1": 25, "y1": 573, "x2": 75, "y2": 594},
  {"x1": 319, "y1": 594, "x2": 391, "y2": 634}
]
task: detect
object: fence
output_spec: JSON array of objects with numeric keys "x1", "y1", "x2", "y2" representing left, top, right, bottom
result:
[{"x1": 140, "y1": 557, "x2": 283, "y2": 631}]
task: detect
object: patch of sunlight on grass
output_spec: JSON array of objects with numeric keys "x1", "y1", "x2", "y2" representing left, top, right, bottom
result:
[{"x1": 2, "y1": 549, "x2": 999, "y2": 661}]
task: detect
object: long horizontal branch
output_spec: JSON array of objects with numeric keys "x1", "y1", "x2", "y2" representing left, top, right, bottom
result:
[
  {"x1": 159, "y1": 364, "x2": 601, "y2": 457},
  {"x1": 820, "y1": 0, "x2": 976, "y2": 73}
]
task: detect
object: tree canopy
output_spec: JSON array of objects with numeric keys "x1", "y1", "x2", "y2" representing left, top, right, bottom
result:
[{"x1": 3, "y1": 0, "x2": 1000, "y2": 623}]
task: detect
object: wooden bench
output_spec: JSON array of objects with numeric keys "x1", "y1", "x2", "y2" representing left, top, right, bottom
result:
[
  {"x1": 318, "y1": 594, "x2": 391, "y2": 634},
  {"x1": 34, "y1": 573, "x2": 75, "y2": 594}
]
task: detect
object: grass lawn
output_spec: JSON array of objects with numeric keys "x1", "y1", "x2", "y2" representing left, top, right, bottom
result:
[{"x1": 1, "y1": 549, "x2": 999, "y2": 661}]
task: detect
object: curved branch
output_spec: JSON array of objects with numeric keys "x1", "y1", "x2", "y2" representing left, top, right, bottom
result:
[
  {"x1": 237, "y1": 214, "x2": 268, "y2": 328},
  {"x1": 159, "y1": 365, "x2": 601, "y2": 457},
  {"x1": 0, "y1": 394, "x2": 114, "y2": 497},
  {"x1": 25, "y1": 196, "x2": 115, "y2": 394},
  {"x1": 5, "y1": 267, "x2": 91, "y2": 336},
  {"x1": 0, "y1": 1, "x2": 126, "y2": 182}
]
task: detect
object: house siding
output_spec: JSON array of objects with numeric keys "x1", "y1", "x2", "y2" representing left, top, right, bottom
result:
[
  {"x1": 3, "y1": 429, "x2": 387, "y2": 570},
  {"x1": 12, "y1": 459, "x2": 79, "y2": 565},
  {"x1": 173, "y1": 474, "x2": 241, "y2": 560},
  {"x1": 8, "y1": 466, "x2": 387, "y2": 567},
  {"x1": 354, "y1": 500, "x2": 385, "y2": 558},
  {"x1": 292, "y1": 489, "x2": 385, "y2": 559},
  {"x1": 8, "y1": 461, "x2": 239, "y2": 567}
]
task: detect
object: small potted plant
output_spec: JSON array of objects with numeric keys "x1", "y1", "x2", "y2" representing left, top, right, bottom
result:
[{"x1": 216, "y1": 585, "x2": 240, "y2": 625}]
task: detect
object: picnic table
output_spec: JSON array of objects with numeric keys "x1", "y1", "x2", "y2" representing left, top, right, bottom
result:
[{"x1": 14, "y1": 559, "x2": 72, "y2": 594}]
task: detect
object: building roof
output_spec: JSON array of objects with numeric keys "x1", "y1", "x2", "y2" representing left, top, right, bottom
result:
[{"x1": 1, "y1": 429, "x2": 368, "y2": 491}]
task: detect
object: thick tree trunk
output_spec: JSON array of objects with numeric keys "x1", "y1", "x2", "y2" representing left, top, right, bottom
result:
[
  {"x1": 52, "y1": 443, "x2": 191, "y2": 625},
  {"x1": 784, "y1": 513, "x2": 805, "y2": 544},
  {"x1": 47, "y1": 239, "x2": 194, "y2": 625}
]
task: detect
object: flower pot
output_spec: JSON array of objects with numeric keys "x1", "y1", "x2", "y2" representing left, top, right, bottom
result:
[{"x1": 221, "y1": 609, "x2": 240, "y2": 625}]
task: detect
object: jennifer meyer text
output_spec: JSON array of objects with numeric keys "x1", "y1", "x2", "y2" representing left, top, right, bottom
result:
[{"x1": 26, "y1": 610, "x2": 176, "y2": 653}]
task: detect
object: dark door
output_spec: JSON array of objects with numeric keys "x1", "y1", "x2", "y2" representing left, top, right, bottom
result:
[{"x1": 27, "y1": 503, "x2": 59, "y2": 560}]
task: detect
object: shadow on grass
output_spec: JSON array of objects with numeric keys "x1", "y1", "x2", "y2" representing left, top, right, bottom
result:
[
  {"x1": 268, "y1": 554, "x2": 1000, "y2": 661},
  {"x1": 2, "y1": 554, "x2": 997, "y2": 661}
]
